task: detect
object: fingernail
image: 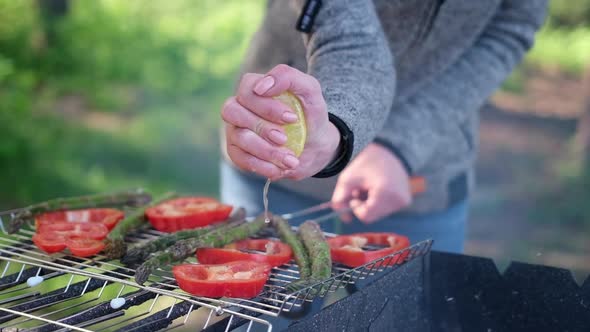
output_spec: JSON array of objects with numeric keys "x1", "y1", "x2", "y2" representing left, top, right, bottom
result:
[
  {"x1": 282, "y1": 111, "x2": 298, "y2": 123},
  {"x1": 269, "y1": 130, "x2": 287, "y2": 145},
  {"x1": 283, "y1": 155, "x2": 299, "y2": 169},
  {"x1": 254, "y1": 76, "x2": 275, "y2": 95}
]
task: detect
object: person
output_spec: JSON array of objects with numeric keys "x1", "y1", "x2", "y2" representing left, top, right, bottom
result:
[{"x1": 219, "y1": 0, "x2": 548, "y2": 253}]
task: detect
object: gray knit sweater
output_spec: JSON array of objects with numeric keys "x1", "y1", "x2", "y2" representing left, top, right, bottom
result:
[{"x1": 227, "y1": 0, "x2": 548, "y2": 213}]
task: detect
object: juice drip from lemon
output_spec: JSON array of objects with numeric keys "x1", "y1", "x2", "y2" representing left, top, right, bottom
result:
[
  {"x1": 263, "y1": 178, "x2": 271, "y2": 223},
  {"x1": 262, "y1": 92, "x2": 306, "y2": 224}
]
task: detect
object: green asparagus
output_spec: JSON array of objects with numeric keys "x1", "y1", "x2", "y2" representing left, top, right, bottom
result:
[
  {"x1": 104, "y1": 192, "x2": 176, "y2": 259},
  {"x1": 7, "y1": 189, "x2": 152, "y2": 234},
  {"x1": 286, "y1": 220, "x2": 332, "y2": 293},
  {"x1": 135, "y1": 215, "x2": 268, "y2": 285},
  {"x1": 121, "y1": 207, "x2": 246, "y2": 266},
  {"x1": 270, "y1": 215, "x2": 311, "y2": 279},
  {"x1": 298, "y1": 220, "x2": 332, "y2": 280}
]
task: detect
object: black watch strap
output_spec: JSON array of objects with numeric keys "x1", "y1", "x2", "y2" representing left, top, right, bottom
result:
[{"x1": 312, "y1": 113, "x2": 354, "y2": 178}]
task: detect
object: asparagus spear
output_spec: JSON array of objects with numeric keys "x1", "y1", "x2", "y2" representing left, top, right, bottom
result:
[
  {"x1": 121, "y1": 207, "x2": 246, "y2": 266},
  {"x1": 299, "y1": 220, "x2": 332, "y2": 279},
  {"x1": 104, "y1": 192, "x2": 176, "y2": 259},
  {"x1": 7, "y1": 189, "x2": 152, "y2": 234},
  {"x1": 286, "y1": 220, "x2": 332, "y2": 293},
  {"x1": 270, "y1": 215, "x2": 311, "y2": 279},
  {"x1": 135, "y1": 215, "x2": 268, "y2": 285}
]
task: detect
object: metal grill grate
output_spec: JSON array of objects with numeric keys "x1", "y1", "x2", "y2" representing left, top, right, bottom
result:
[{"x1": 0, "y1": 204, "x2": 432, "y2": 331}]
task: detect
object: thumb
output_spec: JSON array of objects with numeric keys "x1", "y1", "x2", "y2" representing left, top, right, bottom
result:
[{"x1": 332, "y1": 177, "x2": 362, "y2": 208}]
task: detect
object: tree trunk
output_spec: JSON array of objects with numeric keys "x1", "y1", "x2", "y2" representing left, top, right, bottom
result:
[{"x1": 37, "y1": 0, "x2": 69, "y2": 48}]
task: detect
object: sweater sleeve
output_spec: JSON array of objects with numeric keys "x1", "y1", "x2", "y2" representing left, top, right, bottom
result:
[
  {"x1": 294, "y1": 0, "x2": 396, "y2": 158},
  {"x1": 374, "y1": 0, "x2": 548, "y2": 174}
]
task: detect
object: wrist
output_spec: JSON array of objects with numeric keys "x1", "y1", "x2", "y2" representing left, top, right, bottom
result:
[
  {"x1": 323, "y1": 122, "x2": 341, "y2": 166},
  {"x1": 313, "y1": 113, "x2": 355, "y2": 178},
  {"x1": 372, "y1": 138, "x2": 413, "y2": 175}
]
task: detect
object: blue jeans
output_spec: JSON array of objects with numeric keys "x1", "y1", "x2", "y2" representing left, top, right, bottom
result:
[{"x1": 220, "y1": 162, "x2": 469, "y2": 253}]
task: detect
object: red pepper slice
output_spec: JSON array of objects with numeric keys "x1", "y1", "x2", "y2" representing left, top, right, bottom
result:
[
  {"x1": 66, "y1": 236, "x2": 105, "y2": 257},
  {"x1": 33, "y1": 222, "x2": 108, "y2": 257},
  {"x1": 196, "y1": 239, "x2": 293, "y2": 267},
  {"x1": 33, "y1": 211, "x2": 113, "y2": 257},
  {"x1": 36, "y1": 208, "x2": 124, "y2": 231},
  {"x1": 37, "y1": 222, "x2": 109, "y2": 240},
  {"x1": 145, "y1": 197, "x2": 233, "y2": 232},
  {"x1": 328, "y1": 232, "x2": 411, "y2": 268},
  {"x1": 32, "y1": 233, "x2": 67, "y2": 254},
  {"x1": 173, "y1": 261, "x2": 271, "y2": 298}
]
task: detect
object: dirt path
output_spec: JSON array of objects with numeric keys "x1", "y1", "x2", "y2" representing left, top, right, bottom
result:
[{"x1": 467, "y1": 104, "x2": 590, "y2": 282}]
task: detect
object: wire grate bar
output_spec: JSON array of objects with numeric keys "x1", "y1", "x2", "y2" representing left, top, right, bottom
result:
[
  {"x1": 40, "y1": 289, "x2": 158, "y2": 331},
  {"x1": 0, "y1": 306, "x2": 93, "y2": 332},
  {"x1": 112, "y1": 301, "x2": 194, "y2": 332},
  {"x1": 2, "y1": 296, "x2": 103, "y2": 330},
  {"x1": 0, "y1": 291, "x2": 40, "y2": 305},
  {"x1": 93, "y1": 311, "x2": 152, "y2": 332},
  {"x1": 55, "y1": 311, "x2": 126, "y2": 332},
  {"x1": 0, "y1": 244, "x2": 177, "y2": 291}
]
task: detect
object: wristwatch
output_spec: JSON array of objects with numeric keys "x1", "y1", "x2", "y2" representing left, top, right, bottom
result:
[{"x1": 312, "y1": 113, "x2": 354, "y2": 178}]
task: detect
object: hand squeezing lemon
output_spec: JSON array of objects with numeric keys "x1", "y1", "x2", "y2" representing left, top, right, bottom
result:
[
  {"x1": 274, "y1": 91, "x2": 307, "y2": 157},
  {"x1": 263, "y1": 92, "x2": 307, "y2": 222}
]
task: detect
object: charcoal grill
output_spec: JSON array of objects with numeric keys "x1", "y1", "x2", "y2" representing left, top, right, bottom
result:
[{"x1": 0, "y1": 200, "x2": 432, "y2": 331}]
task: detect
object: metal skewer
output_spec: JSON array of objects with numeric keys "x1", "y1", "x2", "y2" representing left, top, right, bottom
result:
[{"x1": 277, "y1": 175, "x2": 426, "y2": 223}]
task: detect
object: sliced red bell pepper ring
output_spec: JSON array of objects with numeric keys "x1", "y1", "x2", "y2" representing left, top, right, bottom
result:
[
  {"x1": 145, "y1": 197, "x2": 233, "y2": 232},
  {"x1": 66, "y1": 236, "x2": 105, "y2": 258},
  {"x1": 33, "y1": 223, "x2": 108, "y2": 257},
  {"x1": 173, "y1": 261, "x2": 271, "y2": 298},
  {"x1": 37, "y1": 222, "x2": 109, "y2": 240},
  {"x1": 196, "y1": 239, "x2": 293, "y2": 267},
  {"x1": 32, "y1": 232, "x2": 68, "y2": 254},
  {"x1": 35, "y1": 208, "x2": 125, "y2": 231},
  {"x1": 328, "y1": 232, "x2": 411, "y2": 268}
]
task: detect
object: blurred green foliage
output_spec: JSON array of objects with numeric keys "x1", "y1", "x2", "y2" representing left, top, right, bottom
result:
[
  {"x1": 0, "y1": 0, "x2": 589, "y2": 212},
  {"x1": 548, "y1": 0, "x2": 590, "y2": 27},
  {"x1": 527, "y1": 24, "x2": 590, "y2": 74},
  {"x1": 0, "y1": 0, "x2": 264, "y2": 207},
  {"x1": 501, "y1": 2, "x2": 590, "y2": 91}
]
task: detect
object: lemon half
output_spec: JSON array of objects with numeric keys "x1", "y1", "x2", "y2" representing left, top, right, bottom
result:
[{"x1": 274, "y1": 92, "x2": 307, "y2": 157}]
